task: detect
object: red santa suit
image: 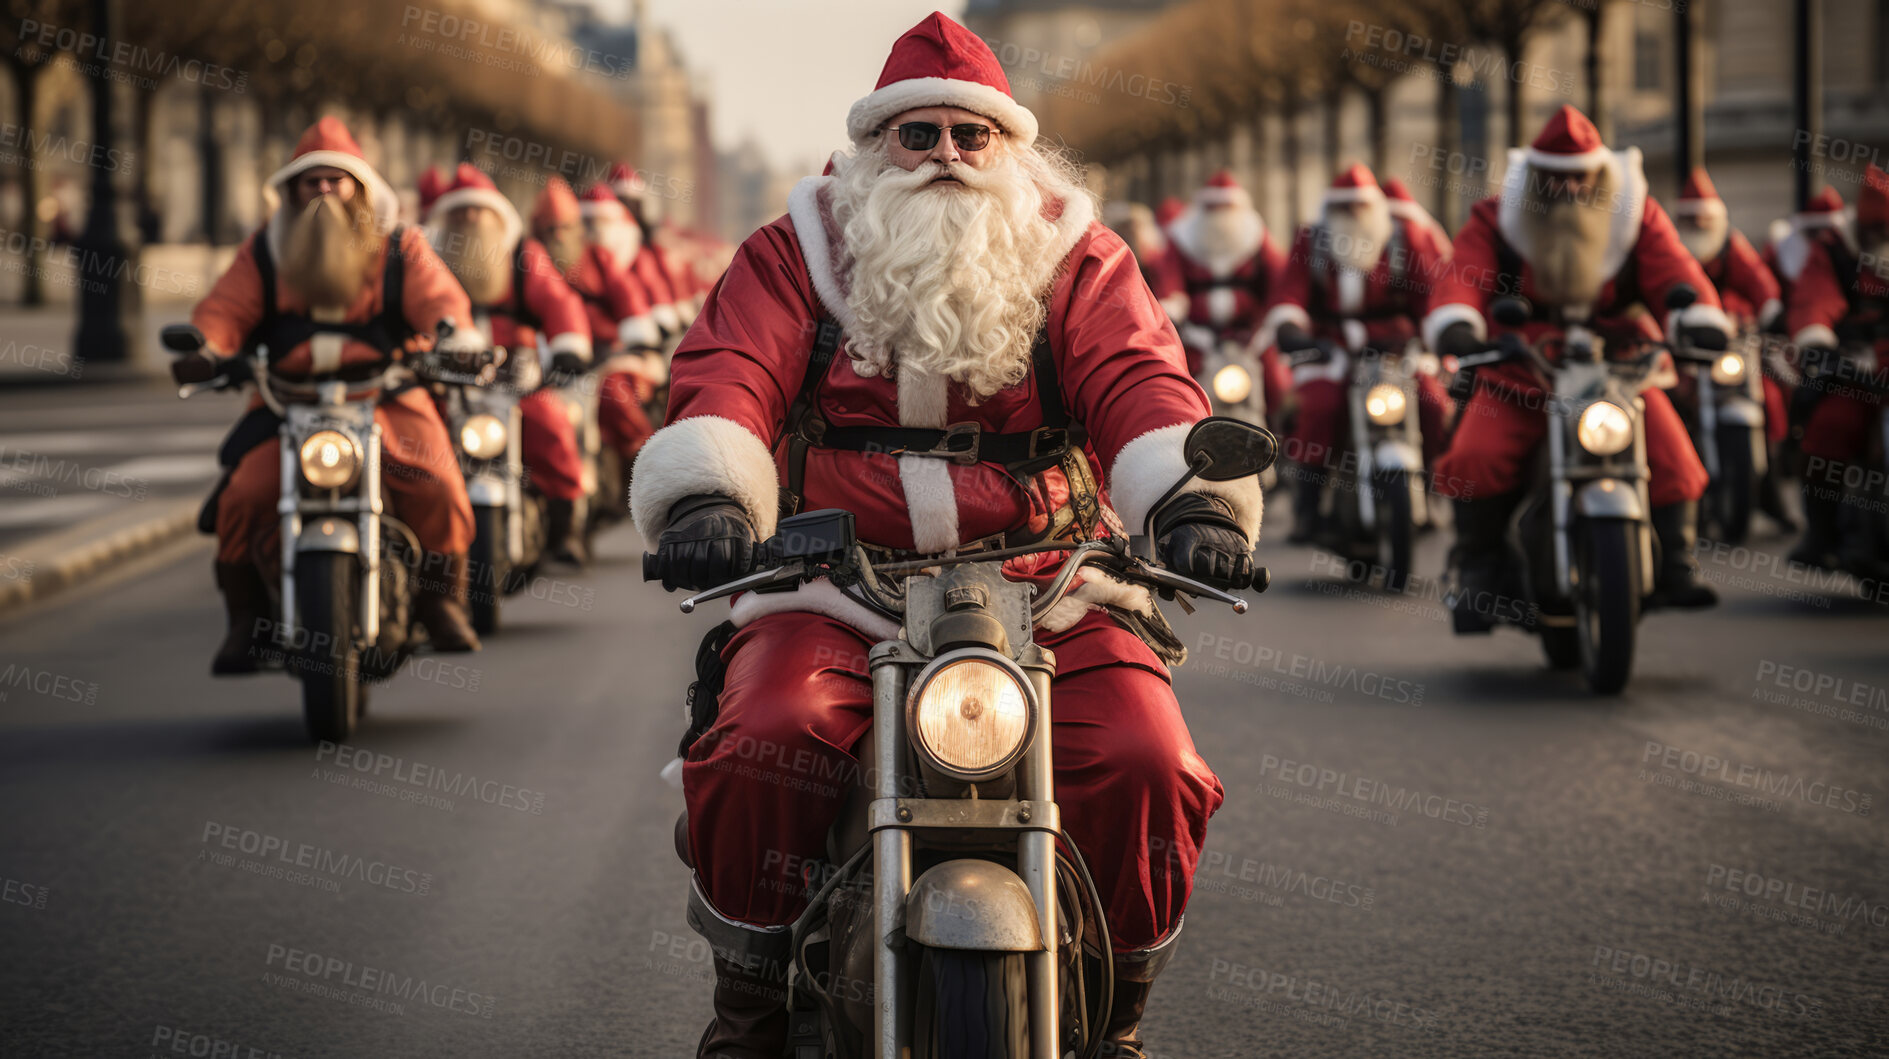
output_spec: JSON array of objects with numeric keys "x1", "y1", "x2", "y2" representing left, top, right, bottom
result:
[
  {"x1": 1104, "y1": 199, "x2": 1188, "y2": 324},
  {"x1": 1765, "y1": 187, "x2": 1852, "y2": 305},
  {"x1": 539, "y1": 181, "x2": 660, "y2": 464},
  {"x1": 1787, "y1": 166, "x2": 1889, "y2": 464},
  {"x1": 629, "y1": 13, "x2": 1260, "y2": 953},
  {"x1": 1165, "y1": 170, "x2": 1292, "y2": 411},
  {"x1": 193, "y1": 118, "x2": 474, "y2": 568},
  {"x1": 607, "y1": 161, "x2": 700, "y2": 333},
  {"x1": 1424, "y1": 106, "x2": 1723, "y2": 507},
  {"x1": 1671, "y1": 168, "x2": 1789, "y2": 442},
  {"x1": 426, "y1": 165, "x2": 590, "y2": 502},
  {"x1": 1382, "y1": 176, "x2": 1453, "y2": 258},
  {"x1": 1262, "y1": 166, "x2": 1452, "y2": 472}
]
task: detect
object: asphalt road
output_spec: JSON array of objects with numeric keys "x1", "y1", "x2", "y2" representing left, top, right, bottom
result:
[{"x1": 3, "y1": 474, "x2": 1887, "y2": 1057}]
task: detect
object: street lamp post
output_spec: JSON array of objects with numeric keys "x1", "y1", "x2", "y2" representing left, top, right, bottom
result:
[
  {"x1": 73, "y1": 0, "x2": 134, "y2": 364},
  {"x1": 1791, "y1": 0, "x2": 1822, "y2": 210}
]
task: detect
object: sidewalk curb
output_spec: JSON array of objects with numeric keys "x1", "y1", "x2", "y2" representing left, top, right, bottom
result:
[{"x1": 0, "y1": 499, "x2": 201, "y2": 615}]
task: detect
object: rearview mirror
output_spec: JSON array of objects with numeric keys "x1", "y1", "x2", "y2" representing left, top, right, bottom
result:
[
  {"x1": 1664, "y1": 284, "x2": 1697, "y2": 312},
  {"x1": 1184, "y1": 416, "x2": 1277, "y2": 482},
  {"x1": 1490, "y1": 297, "x2": 1531, "y2": 329},
  {"x1": 160, "y1": 324, "x2": 205, "y2": 354}
]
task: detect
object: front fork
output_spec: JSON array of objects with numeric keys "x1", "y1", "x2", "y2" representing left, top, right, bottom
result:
[
  {"x1": 867, "y1": 642, "x2": 1061, "y2": 1059},
  {"x1": 276, "y1": 423, "x2": 383, "y2": 648}
]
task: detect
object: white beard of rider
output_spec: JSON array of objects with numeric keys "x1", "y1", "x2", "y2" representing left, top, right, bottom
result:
[{"x1": 1518, "y1": 166, "x2": 1615, "y2": 311}]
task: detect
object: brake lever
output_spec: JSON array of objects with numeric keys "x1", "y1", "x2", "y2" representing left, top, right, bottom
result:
[
  {"x1": 678, "y1": 562, "x2": 806, "y2": 614},
  {"x1": 1122, "y1": 557, "x2": 1253, "y2": 614}
]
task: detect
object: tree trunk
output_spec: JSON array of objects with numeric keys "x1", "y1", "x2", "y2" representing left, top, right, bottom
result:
[
  {"x1": 1366, "y1": 86, "x2": 1388, "y2": 174},
  {"x1": 1283, "y1": 88, "x2": 1304, "y2": 229},
  {"x1": 1323, "y1": 86, "x2": 1343, "y2": 177},
  {"x1": 134, "y1": 87, "x2": 159, "y2": 245},
  {"x1": 1503, "y1": 33, "x2": 1527, "y2": 149},
  {"x1": 16, "y1": 63, "x2": 43, "y2": 306},
  {"x1": 198, "y1": 83, "x2": 223, "y2": 246},
  {"x1": 1586, "y1": 6, "x2": 1607, "y2": 139},
  {"x1": 1435, "y1": 74, "x2": 1460, "y2": 231}
]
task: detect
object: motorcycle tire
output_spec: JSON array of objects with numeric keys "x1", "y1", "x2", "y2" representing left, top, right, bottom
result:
[
  {"x1": 468, "y1": 505, "x2": 507, "y2": 636},
  {"x1": 913, "y1": 947, "x2": 1028, "y2": 1059},
  {"x1": 1714, "y1": 424, "x2": 1756, "y2": 545},
  {"x1": 294, "y1": 551, "x2": 364, "y2": 742},
  {"x1": 1539, "y1": 625, "x2": 1581, "y2": 670},
  {"x1": 1575, "y1": 518, "x2": 1640, "y2": 695},
  {"x1": 1374, "y1": 471, "x2": 1415, "y2": 594}
]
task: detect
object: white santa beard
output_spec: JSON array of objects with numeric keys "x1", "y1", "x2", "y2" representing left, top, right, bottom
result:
[
  {"x1": 1199, "y1": 208, "x2": 1260, "y2": 269},
  {"x1": 591, "y1": 221, "x2": 641, "y2": 270},
  {"x1": 1320, "y1": 203, "x2": 1392, "y2": 273},
  {"x1": 1520, "y1": 197, "x2": 1611, "y2": 309},
  {"x1": 1678, "y1": 217, "x2": 1729, "y2": 263},
  {"x1": 836, "y1": 156, "x2": 1053, "y2": 400}
]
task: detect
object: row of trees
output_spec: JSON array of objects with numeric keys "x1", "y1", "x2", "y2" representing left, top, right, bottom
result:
[
  {"x1": 0, "y1": 0, "x2": 644, "y2": 305},
  {"x1": 1040, "y1": 0, "x2": 1610, "y2": 215}
]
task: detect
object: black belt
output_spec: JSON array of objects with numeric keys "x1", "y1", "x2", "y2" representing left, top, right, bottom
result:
[{"x1": 815, "y1": 422, "x2": 1069, "y2": 470}]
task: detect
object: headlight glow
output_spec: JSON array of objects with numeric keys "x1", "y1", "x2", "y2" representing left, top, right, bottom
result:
[
  {"x1": 1365, "y1": 383, "x2": 1407, "y2": 425},
  {"x1": 1212, "y1": 364, "x2": 1253, "y2": 404},
  {"x1": 908, "y1": 654, "x2": 1033, "y2": 781},
  {"x1": 1576, "y1": 401, "x2": 1633, "y2": 456},
  {"x1": 1710, "y1": 352, "x2": 1746, "y2": 386},
  {"x1": 298, "y1": 430, "x2": 360, "y2": 489},
  {"x1": 460, "y1": 414, "x2": 508, "y2": 460}
]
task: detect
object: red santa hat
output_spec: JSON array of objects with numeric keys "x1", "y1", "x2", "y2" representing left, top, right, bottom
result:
[
  {"x1": 1669, "y1": 167, "x2": 1727, "y2": 221},
  {"x1": 425, "y1": 163, "x2": 523, "y2": 248},
  {"x1": 846, "y1": 12, "x2": 1038, "y2": 149},
  {"x1": 531, "y1": 177, "x2": 581, "y2": 235},
  {"x1": 1323, "y1": 164, "x2": 1384, "y2": 206},
  {"x1": 580, "y1": 181, "x2": 631, "y2": 223},
  {"x1": 1196, "y1": 169, "x2": 1252, "y2": 209},
  {"x1": 1523, "y1": 105, "x2": 1610, "y2": 172},
  {"x1": 265, "y1": 116, "x2": 399, "y2": 230},
  {"x1": 1796, "y1": 186, "x2": 1847, "y2": 229},
  {"x1": 1154, "y1": 196, "x2": 1186, "y2": 228},
  {"x1": 607, "y1": 161, "x2": 648, "y2": 201},
  {"x1": 1858, "y1": 165, "x2": 1889, "y2": 231},
  {"x1": 417, "y1": 164, "x2": 448, "y2": 217}
]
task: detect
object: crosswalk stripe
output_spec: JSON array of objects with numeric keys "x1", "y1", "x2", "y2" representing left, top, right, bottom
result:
[
  {"x1": 0, "y1": 426, "x2": 227, "y2": 456},
  {"x1": 0, "y1": 493, "x2": 117, "y2": 529}
]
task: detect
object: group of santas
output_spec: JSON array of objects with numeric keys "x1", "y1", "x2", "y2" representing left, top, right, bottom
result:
[
  {"x1": 180, "y1": 115, "x2": 715, "y2": 669},
  {"x1": 1111, "y1": 103, "x2": 1889, "y2": 615}
]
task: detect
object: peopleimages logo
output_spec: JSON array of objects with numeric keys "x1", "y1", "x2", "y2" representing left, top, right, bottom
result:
[
  {"x1": 315, "y1": 741, "x2": 546, "y2": 814},
  {"x1": 263, "y1": 943, "x2": 495, "y2": 1018},
  {"x1": 1639, "y1": 740, "x2": 1871, "y2": 815}
]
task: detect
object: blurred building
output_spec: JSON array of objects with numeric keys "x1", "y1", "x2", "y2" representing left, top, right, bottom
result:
[{"x1": 962, "y1": 0, "x2": 1178, "y2": 115}]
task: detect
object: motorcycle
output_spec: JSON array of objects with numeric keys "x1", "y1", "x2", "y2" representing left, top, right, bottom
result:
[
  {"x1": 163, "y1": 323, "x2": 432, "y2": 741},
  {"x1": 647, "y1": 417, "x2": 1275, "y2": 1058},
  {"x1": 1446, "y1": 296, "x2": 1688, "y2": 694},
  {"x1": 1190, "y1": 329, "x2": 1275, "y2": 490},
  {"x1": 1284, "y1": 333, "x2": 1430, "y2": 591},
  {"x1": 423, "y1": 343, "x2": 546, "y2": 635},
  {"x1": 1670, "y1": 316, "x2": 1767, "y2": 544}
]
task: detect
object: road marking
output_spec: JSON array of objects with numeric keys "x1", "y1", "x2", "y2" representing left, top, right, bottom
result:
[
  {"x1": 102, "y1": 454, "x2": 219, "y2": 483},
  {"x1": 0, "y1": 425, "x2": 226, "y2": 456},
  {"x1": 0, "y1": 492, "x2": 116, "y2": 528}
]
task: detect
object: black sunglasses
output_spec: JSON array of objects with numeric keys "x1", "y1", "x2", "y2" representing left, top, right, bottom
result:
[{"x1": 878, "y1": 122, "x2": 996, "y2": 152}]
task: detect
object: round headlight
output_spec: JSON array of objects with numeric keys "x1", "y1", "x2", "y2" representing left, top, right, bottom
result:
[
  {"x1": 1365, "y1": 383, "x2": 1407, "y2": 425},
  {"x1": 1576, "y1": 401, "x2": 1633, "y2": 456},
  {"x1": 298, "y1": 430, "x2": 361, "y2": 489},
  {"x1": 907, "y1": 653, "x2": 1034, "y2": 781},
  {"x1": 1710, "y1": 352, "x2": 1746, "y2": 387},
  {"x1": 1211, "y1": 364, "x2": 1253, "y2": 404},
  {"x1": 460, "y1": 414, "x2": 508, "y2": 460}
]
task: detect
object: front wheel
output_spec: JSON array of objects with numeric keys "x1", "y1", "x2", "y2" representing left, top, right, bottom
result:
[
  {"x1": 468, "y1": 504, "x2": 508, "y2": 635},
  {"x1": 294, "y1": 551, "x2": 365, "y2": 742},
  {"x1": 1575, "y1": 519, "x2": 1641, "y2": 695},
  {"x1": 913, "y1": 947, "x2": 1028, "y2": 1059},
  {"x1": 1713, "y1": 424, "x2": 1757, "y2": 545},
  {"x1": 1373, "y1": 471, "x2": 1415, "y2": 593}
]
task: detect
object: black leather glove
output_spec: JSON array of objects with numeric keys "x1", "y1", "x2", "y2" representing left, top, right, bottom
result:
[
  {"x1": 550, "y1": 350, "x2": 589, "y2": 376},
  {"x1": 1435, "y1": 321, "x2": 1483, "y2": 362},
  {"x1": 654, "y1": 493, "x2": 757, "y2": 592},
  {"x1": 170, "y1": 352, "x2": 219, "y2": 385},
  {"x1": 1684, "y1": 326, "x2": 1730, "y2": 352},
  {"x1": 1154, "y1": 492, "x2": 1253, "y2": 590},
  {"x1": 1275, "y1": 322, "x2": 1317, "y2": 354}
]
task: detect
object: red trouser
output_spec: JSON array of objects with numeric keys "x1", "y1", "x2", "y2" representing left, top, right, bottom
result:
[
  {"x1": 1434, "y1": 363, "x2": 1709, "y2": 505},
  {"x1": 518, "y1": 389, "x2": 585, "y2": 501},
  {"x1": 217, "y1": 388, "x2": 474, "y2": 567},
  {"x1": 1287, "y1": 374, "x2": 1450, "y2": 473},
  {"x1": 1763, "y1": 375, "x2": 1788, "y2": 445},
  {"x1": 599, "y1": 371, "x2": 655, "y2": 462},
  {"x1": 682, "y1": 610, "x2": 1225, "y2": 952},
  {"x1": 1800, "y1": 390, "x2": 1883, "y2": 463}
]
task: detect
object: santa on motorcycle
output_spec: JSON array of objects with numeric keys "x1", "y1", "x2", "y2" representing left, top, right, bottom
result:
[
  {"x1": 630, "y1": 13, "x2": 1258, "y2": 1057},
  {"x1": 1785, "y1": 165, "x2": 1889, "y2": 575},
  {"x1": 1426, "y1": 105, "x2": 1730, "y2": 624},
  {"x1": 1264, "y1": 164, "x2": 1453, "y2": 545},
  {"x1": 1165, "y1": 169, "x2": 1293, "y2": 418},
  {"x1": 176, "y1": 117, "x2": 483, "y2": 668}
]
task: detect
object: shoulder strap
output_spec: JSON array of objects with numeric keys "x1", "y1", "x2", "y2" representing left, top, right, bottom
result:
[
  {"x1": 252, "y1": 230, "x2": 277, "y2": 340},
  {"x1": 1029, "y1": 326, "x2": 1067, "y2": 429},
  {"x1": 380, "y1": 223, "x2": 409, "y2": 346},
  {"x1": 779, "y1": 317, "x2": 844, "y2": 517},
  {"x1": 512, "y1": 240, "x2": 530, "y2": 320}
]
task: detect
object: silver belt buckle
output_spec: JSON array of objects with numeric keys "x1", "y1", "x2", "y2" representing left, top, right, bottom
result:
[{"x1": 921, "y1": 422, "x2": 982, "y2": 465}]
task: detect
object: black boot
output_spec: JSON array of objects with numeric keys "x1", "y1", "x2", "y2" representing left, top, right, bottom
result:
[
  {"x1": 1757, "y1": 458, "x2": 1797, "y2": 533},
  {"x1": 1286, "y1": 468, "x2": 1323, "y2": 545},
  {"x1": 1650, "y1": 500, "x2": 1718, "y2": 609},
  {"x1": 211, "y1": 562, "x2": 273, "y2": 675},
  {"x1": 416, "y1": 552, "x2": 482, "y2": 652},
  {"x1": 1099, "y1": 927, "x2": 1182, "y2": 1059},
  {"x1": 546, "y1": 497, "x2": 589, "y2": 567},
  {"x1": 1447, "y1": 493, "x2": 1521, "y2": 633},
  {"x1": 696, "y1": 954, "x2": 789, "y2": 1058},
  {"x1": 1788, "y1": 479, "x2": 1842, "y2": 569}
]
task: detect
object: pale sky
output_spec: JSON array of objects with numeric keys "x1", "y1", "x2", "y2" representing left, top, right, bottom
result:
[{"x1": 637, "y1": 1, "x2": 968, "y2": 176}]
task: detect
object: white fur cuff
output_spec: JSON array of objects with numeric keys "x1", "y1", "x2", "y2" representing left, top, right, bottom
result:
[
  {"x1": 652, "y1": 303, "x2": 682, "y2": 335},
  {"x1": 547, "y1": 331, "x2": 593, "y2": 359},
  {"x1": 619, "y1": 314, "x2": 661, "y2": 349},
  {"x1": 1254, "y1": 302, "x2": 1312, "y2": 353},
  {"x1": 1793, "y1": 324, "x2": 1839, "y2": 351},
  {"x1": 1109, "y1": 423, "x2": 1264, "y2": 543},
  {"x1": 1421, "y1": 302, "x2": 1488, "y2": 354},
  {"x1": 630, "y1": 415, "x2": 781, "y2": 541}
]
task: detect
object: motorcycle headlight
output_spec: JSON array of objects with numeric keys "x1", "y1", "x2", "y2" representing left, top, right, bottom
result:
[
  {"x1": 1710, "y1": 352, "x2": 1746, "y2": 387},
  {"x1": 564, "y1": 396, "x2": 584, "y2": 426},
  {"x1": 460, "y1": 414, "x2": 508, "y2": 460},
  {"x1": 1365, "y1": 383, "x2": 1407, "y2": 425},
  {"x1": 1576, "y1": 401, "x2": 1633, "y2": 456},
  {"x1": 1211, "y1": 364, "x2": 1253, "y2": 405},
  {"x1": 298, "y1": 430, "x2": 361, "y2": 489},
  {"x1": 907, "y1": 652, "x2": 1035, "y2": 782}
]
